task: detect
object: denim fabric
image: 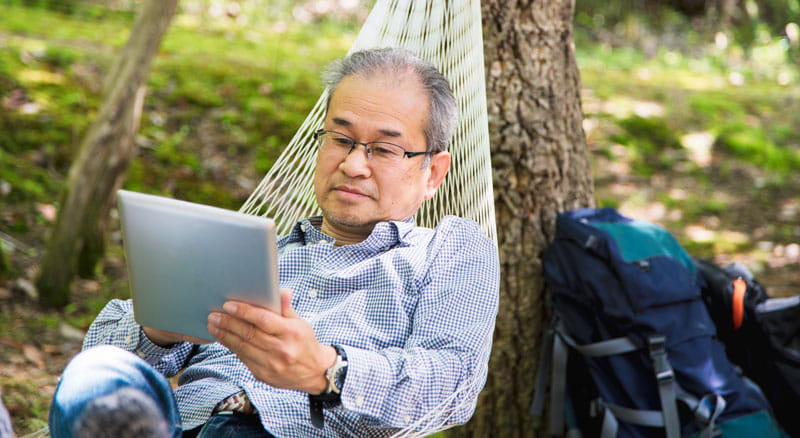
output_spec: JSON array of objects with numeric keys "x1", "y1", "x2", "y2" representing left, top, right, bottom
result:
[
  {"x1": 49, "y1": 345, "x2": 182, "y2": 438},
  {"x1": 0, "y1": 396, "x2": 13, "y2": 437},
  {"x1": 183, "y1": 414, "x2": 276, "y2": 438}
]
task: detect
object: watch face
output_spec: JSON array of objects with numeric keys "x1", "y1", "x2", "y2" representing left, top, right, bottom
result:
[
  {"x1": 334, "y1": 361, "x2": 348, "y2": 391},
  {"x1": 326, "y1": 355, "x2": 348, "y2": 394}
]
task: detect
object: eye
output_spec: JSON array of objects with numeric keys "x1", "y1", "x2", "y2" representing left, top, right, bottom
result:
[
  {"x1": 371, "y1": 143, "x2": 402, "y2": 158},
  {"x1": 330, "y1": 134, "x2": 354, "y2": 147}
]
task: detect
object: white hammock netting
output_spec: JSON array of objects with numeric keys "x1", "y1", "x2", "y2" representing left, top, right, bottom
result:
[
  {"x1": 240, "y1": 1, "x2": 494, "y2": 435},
  {"x1": 240, "y1": 0, "x2": 496, "y2": 245}
]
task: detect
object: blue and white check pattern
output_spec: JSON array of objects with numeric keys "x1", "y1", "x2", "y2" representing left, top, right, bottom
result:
[{"x1": 83, "y1": 216, "x2": 499, "y2": 437}]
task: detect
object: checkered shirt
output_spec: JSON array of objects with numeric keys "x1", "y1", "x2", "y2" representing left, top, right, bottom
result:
[{"x1": 82, "y1": 216, "x2": 500, "y2": 437}]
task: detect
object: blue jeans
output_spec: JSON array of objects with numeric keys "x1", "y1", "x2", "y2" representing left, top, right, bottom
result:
[
  {"x1": 184, "y1": 413, "x2": 274, "y2": 438},
  {"x1": 49, "y1": 345, "x2": 274, "y2": 438}
]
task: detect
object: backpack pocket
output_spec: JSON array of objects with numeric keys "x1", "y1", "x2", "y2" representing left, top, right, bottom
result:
[{"x1": 614, "y1": 255, "x2": 702, "y2": 313}]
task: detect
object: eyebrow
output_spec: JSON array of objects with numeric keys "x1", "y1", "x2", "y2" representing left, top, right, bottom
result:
[{"x1": 331, "y1": 117, "x2": 402, "y2": 138}]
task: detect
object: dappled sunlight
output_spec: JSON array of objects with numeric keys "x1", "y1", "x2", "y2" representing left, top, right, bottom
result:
[
  {"x1": 668, "y1": 188, "x2": 689, "y2": 200},
  {"x1": 18, "y1": 69, "x2": 65, "y2": 85},
  {"x1": 685, "y1": 225, "x2": 749, "y2": 250},
  {"x1": 587, "y1": 95, "x2": 666, "y2": 119},
  {"x1": 616, "y1": 200, "x2": 686, "y2": 226},
  {"x1": 676, "y1": 74, "x2": 729, "y2": 90},
  {"x1": 681, "y1": 131, "x2": 715, "y2": 167},
  {"x1": 727, "y1": 72, "x2": 746, "y2": 86},
  {"x1": 779, "y1": 199, "x2": 799, "y2": 222}
]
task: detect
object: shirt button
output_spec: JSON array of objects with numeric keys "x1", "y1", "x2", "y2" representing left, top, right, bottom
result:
[
  {"x1": 404, "y1": 415, "x2": 412, "y2": 424},
  {"x1": 308, "y1": 289, "x2": 318, "y2": 299},
  {"x1": 355, "y1": 395, "x2": 365, "y2": 407},
  {"x1": 137, "y1": 351, "x2": 147, "y2": 359},
  {"x1": 124, "y1": 336, "x2": 132, "y2": 344}
]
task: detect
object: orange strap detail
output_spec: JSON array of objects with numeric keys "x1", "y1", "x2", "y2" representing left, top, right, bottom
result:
[{"x1": 732, "y1": 278, "x2": 747, "y2": 331}]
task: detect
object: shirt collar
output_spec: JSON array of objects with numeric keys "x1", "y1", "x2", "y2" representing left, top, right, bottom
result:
[{"x1": 280, "y1": 216, "x2": 417, "y2": 250}]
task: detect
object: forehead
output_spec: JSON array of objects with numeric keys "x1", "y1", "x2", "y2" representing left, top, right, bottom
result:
[{"x1": 326, "y1": 71, "x2": 429, "y2": 138}]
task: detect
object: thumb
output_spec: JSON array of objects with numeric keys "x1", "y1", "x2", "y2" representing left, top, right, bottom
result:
[{"x1": 280, "y1": 288, "x2": 298, "y2": 318}]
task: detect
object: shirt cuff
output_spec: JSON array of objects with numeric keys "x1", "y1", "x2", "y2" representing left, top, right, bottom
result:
[
  {"x1": 337, "y1": 346, "x2": 394, "y2": 418},
  {"x1": 134, "y1": 326, "x2": 187, "y2": 363}
]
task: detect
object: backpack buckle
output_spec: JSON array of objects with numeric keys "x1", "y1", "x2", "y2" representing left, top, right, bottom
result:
[{"x1": 648, "y1": 335, "x2": 674, "y2": 384}]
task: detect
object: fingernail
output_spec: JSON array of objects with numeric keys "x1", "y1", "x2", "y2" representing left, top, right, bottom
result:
[
  {"x1": 208, "y1": 313, "x2": 221, "y2": 325},
  {"x1": 223, "y1": 302, "x2": 237, "y2": 314}
]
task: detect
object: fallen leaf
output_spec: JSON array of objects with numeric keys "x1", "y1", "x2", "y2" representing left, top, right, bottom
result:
[{"x1": 22, "y1": 344, "x2": 45, "y2": 368}]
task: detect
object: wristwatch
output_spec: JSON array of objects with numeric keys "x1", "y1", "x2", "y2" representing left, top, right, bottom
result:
[
  {"x1": 309, "y1": 345, "x2": 348, "y2": 428},
  {"x1": 324, "y1": 348, "x2": 348, "y2": 394}
]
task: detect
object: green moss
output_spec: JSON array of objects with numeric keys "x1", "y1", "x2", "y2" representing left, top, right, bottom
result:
[
  {"x1": 609, "y1": 116, "x2": 683, "y2": 175},
  {"x1": 1, "y1": 377, "x2": 49, "y2": 435},
  {"x1": 717, "y1": 122, "x2": 800, "y2": 174}
]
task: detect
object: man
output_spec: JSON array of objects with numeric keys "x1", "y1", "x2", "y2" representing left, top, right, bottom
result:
[{"x1": 50, "y1": 47, "x2": 499, "y2": 437}]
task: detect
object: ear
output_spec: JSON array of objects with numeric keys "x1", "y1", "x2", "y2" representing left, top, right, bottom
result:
[{"x1": 423, "y1": 151, "x2": 451, "y2": 201}]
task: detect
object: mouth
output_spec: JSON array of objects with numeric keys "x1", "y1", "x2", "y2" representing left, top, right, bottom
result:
[{"x1": 332, "y1": 185, "x2": 372, "y2": 199}]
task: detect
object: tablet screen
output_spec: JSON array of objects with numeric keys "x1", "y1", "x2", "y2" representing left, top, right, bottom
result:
[{"x1": 117, "y1": 190, "x2": 280, "y2": 341}]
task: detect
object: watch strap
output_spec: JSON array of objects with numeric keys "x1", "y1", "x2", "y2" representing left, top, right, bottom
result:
[
  {"x1": 309, "y1": 391, "x2": 340, "y2": 428},
  {"x1": 309, "y1": 345, "x2": 348, "y2": 429}
]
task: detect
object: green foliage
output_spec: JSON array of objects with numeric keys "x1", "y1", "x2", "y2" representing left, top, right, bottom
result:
[
  {"x1": 0, "y1": 148, "x2": 57, "y2": 202},
  {"x1": 0, "y1": 376, "x2": 49, "y2": 433},
  {"x1": 0, "y1": 243, "x2": 10, "y2": 278},
  {"x1": 717, "y1": 122, "x2": 800, "y2": 173},
  {"x1": 610, "y1": 116, "x2": 682, "y2": 175},
  {"x1": 687, "y1": 90, "x2": 800, "y2": 176},
  {"x1": 0, "y1": 1, "x2": 355, "y2": 211}
]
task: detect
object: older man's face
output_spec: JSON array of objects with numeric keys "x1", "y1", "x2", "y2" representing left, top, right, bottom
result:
[{"x1": 313, "y1": 71, "x2": 450, "y2": 238}]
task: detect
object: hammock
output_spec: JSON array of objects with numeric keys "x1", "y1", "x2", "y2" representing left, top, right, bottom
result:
[
  {"x1": 240, "y1": 0, "x2": 496, "y2": 245},
  {"x1": 240, "y1": 1, "x2": 495, "y2": 435}
]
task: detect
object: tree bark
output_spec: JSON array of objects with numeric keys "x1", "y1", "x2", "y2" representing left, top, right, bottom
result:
[
  {"x1": 37, "y1": 0, "x2": 179, "y2": 307},
  {"x1": 451, "y1": 0, "x2": 594, "y2": 436}
]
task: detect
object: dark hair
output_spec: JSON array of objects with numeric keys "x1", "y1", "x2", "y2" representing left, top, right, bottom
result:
[{"x1": 323, "y1": 47, "x2": 458, "y2": 154}]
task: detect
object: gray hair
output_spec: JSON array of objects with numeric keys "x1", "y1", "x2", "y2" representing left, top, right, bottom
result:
[{"x1": 322, "y1": 48, "x2": 458, "y2": 154}]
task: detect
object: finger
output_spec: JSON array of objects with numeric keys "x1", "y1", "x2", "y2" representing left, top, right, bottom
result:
[
  {"x1": 280, "y1": 289, "x2": 298, "y2": 318},
  {"x1": 208, "y1": 309, "x2": 284, "y2": 349},
  {"x1": 209, "y1": 310, "x2": 257, "y2": 342},
  {"x1": 208, "y1": 314, "x2": 278, "y2": 362},
  {"x1": 222, "y1": 301, "x2": 282, "y2": 330}
]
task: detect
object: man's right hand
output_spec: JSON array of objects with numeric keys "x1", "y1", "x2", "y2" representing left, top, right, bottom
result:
[{"x1": 142, "y1": 327, "x2": 213, "y2": 347}]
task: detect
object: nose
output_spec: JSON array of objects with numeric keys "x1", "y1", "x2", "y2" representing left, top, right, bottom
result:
[
  {"x1": 347, "y1": 142, "x2": 371, "y2": 159},
  {"x1": 339, "y1": 143, "x2": 372, "y2": 177}
]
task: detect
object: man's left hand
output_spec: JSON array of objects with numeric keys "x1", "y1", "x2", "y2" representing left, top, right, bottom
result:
[{"x1": 207, "y1": 289, "x2": 337, "y2": 394}]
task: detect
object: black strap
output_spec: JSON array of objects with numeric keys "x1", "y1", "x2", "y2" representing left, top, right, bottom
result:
[
  {"x1": 308, "y1": 391, "x2": 341, "y2": 428},
  {"x1": 308, "y1": 345, "x2": 348, "y2": 429}
]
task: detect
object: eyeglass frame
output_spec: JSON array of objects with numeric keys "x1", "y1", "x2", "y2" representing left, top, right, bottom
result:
[{"x1": 313, "y1": 129, "x2": 436, "y2": 161}]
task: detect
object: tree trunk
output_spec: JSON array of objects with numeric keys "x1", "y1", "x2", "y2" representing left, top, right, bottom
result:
[
  {"x1": 451, "y1": 0, "x2": 594, "y2": 436},
  {"x1": 37, "y1": 0, "x2": 179, "y2": 307}
]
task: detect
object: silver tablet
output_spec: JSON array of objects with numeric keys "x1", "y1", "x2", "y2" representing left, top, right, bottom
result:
[{"x1": 117, "y1": 189, "x2": 280, "y2": 341}]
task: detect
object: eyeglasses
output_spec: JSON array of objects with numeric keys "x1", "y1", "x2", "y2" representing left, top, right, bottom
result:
[{"x1": 314, "y1": 129, "x2": 434, "y2": 166}]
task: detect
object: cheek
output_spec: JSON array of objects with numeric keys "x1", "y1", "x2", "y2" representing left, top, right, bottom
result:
[{"x1": 314, "y1": 159, "x2": 336, "y2": 183}]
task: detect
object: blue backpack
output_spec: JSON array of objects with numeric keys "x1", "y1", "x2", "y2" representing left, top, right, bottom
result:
[{"x1": 533, "y1": 208, "x2": 785, "y2": 437}]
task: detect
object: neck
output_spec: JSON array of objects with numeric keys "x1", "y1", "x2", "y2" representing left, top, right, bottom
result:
[{"x1": 320, "y1": 217, "x2": 374, "y2": 246}]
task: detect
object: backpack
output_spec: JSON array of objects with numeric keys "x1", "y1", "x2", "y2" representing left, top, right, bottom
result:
[
  {"x1": 695, "y1": 258, "x2": 800, "y2": 437},
  {"x1": 534, "y1": 207, "x2": 786, "y2": 437}
]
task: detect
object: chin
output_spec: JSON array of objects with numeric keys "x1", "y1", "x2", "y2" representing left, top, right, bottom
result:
[{"x1": 323, "y1": 211, "x2": 378, "y2": 230}]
